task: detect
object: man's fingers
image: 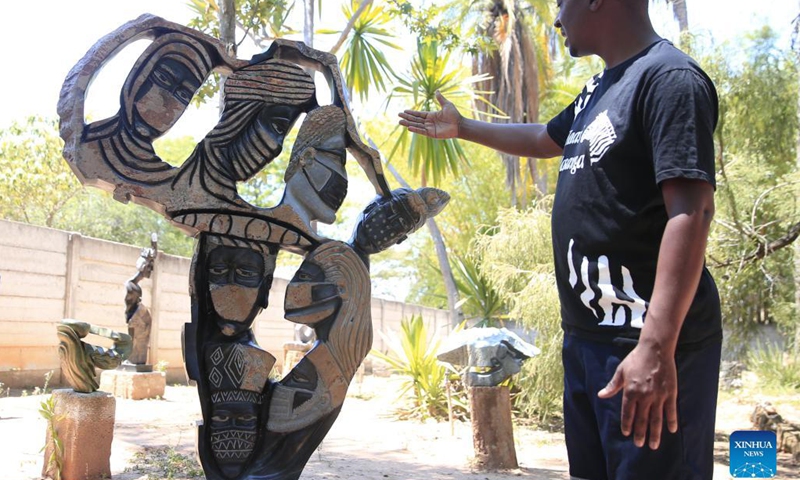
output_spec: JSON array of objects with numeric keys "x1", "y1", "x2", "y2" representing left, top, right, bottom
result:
[
  {"x1": 632, "y1": 400, "x2": 651, "y2": 448},
  {"x1": 406, "y1": 125, "x2": 428, "y2": 136},
  {"x1": 648, "y1": 402, "x2": 664, "y2": 450},
  {"x1": 435, "y1": 90, "x2": 448, "y2": 107},
  {"x1": 597, "y1": 369, "x2": 623, "y2": 399},
  {"x1": 620, "y1": 393, "x2": 634, "y2": 437},
  {"x1": 399, "y1": 110, "x2": 427, "y2": 122},
  {"x1": 398, "y1": 118, "x2": 423, "y2": 129},
  {"x1": 665, "y1": 393, "x2": 679, "y2": 433}
]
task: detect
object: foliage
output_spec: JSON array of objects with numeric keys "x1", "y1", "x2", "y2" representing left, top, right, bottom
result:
[
  {"x1": 187, "y1": 0, "x2": 297, "y2": 44},
  {"x1": 0, "y1": 116, "x2": 81, "y2": 227},
  {"x1": 386, "y1": 39, "x2": 497, "y2": 186},
  {"x1": 370, "y1": 315, "x2": 459, "y2": 420},
  {"x1": 39, "y1": 395, "x2": 65, "y2": 480},
  {"x1": 335, "y1": 0, "x2": 401, "y2": 102},
  {"x1": 700, "y1": 28, "x2": 800, "y2": 354},
  {"x1": 746, "y1": 344, "x2": 800, "y2": 392},
  {"x1": 452, "y1": 253, "x2": 506, "y2": 326},
  {"x1": 386, "y1": 0, "x2": 464, "y2": 49},
  {"x1": 472, "y1": 203, "x2": 564, "y2": 424},
  {"x1": 0, "y1": 117, "x2": 197, "y2": 256},
  {"x1": 125, "y1": 445, "x2": 204, "y2": 480}
]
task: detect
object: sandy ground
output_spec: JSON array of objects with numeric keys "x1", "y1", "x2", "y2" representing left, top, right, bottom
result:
[{"x1": 0, "y1": 374, "x2": 798, "y2": 480}]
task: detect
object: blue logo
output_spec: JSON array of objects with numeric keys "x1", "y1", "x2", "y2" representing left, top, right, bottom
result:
[{"x1": 730, "y1": 430, "x2": 777, "y2": 478}]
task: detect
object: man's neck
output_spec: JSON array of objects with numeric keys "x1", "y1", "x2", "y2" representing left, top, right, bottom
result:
[{"x1": 593, "y1": 7, "x2": 661, "y2": 69}]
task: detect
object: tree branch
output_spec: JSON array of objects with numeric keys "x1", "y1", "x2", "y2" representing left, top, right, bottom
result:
[
  {"x1": 329, "y1": 0, "x2": 373, "y2": 55},
  {"x1": 711, "y1": 220, "x2": 800, "y2": 268}
]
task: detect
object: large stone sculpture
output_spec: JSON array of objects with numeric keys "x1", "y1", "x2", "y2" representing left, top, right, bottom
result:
[
  {"x1": 124, "y1": 233, "x2": 157, "y2": 367},
  {"x1": 58, "y1": 14, "x2": 449, "y2": 480}
]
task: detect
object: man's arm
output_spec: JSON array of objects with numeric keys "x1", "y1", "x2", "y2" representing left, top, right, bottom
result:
[
  {"x1": 398, "y1": 91, "x2": 563, "y2": 159},
  {"x1": 597, "y1": 177, "x2": 715, "y2": 450}
]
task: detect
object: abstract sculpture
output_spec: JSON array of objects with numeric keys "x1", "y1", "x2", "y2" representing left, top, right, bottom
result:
[
  {"x1": 124, "y1": 233, "x2": 157, "y2": 367},
  {"x1": 58, "y1": 14, "x2": 448, "y2": 480},
  {"x1": 57, "y1": 320, "x2": 132, "y2": 393},
  {"x1": 437, "y1": 327, "x2": 540, "y2": 387}
]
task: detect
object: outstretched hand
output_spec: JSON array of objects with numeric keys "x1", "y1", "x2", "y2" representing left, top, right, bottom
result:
[
  {"x1": 398, "y1": 91, "x2": 462, "y2": 139},
  {"x1": 597, "y1": 341, "x2": 679, "y2": 450}
]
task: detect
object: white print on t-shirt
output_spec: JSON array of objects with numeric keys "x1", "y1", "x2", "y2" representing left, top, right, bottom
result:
[
  {"x1": 573, "y1": 73, "x2": 602, "y2": 118},
  {"x1": 559, "y1": 111, "x2": 617, "y2": 174},
  {"x1": 567, "y1": 239, "x2": 647, "y2": 328}
]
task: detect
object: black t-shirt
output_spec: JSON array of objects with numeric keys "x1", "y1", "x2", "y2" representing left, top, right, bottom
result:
[{"x1": 546, "y1": 39, "x2": 721, "y2": 349}]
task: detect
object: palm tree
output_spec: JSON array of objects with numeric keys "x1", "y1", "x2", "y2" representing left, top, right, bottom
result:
[
  {"x1": 470, "y1": 0, "x2": 556, "y2": 206},
  {"x1": 386, "y1": 39, "x2": 497, "y2": 326},
  {"x1": 336, "y1": 0, "x2": 401, "y2": 102},
  {"x1": 662, "y1": 0, "x2": 689, "y2": 34}
]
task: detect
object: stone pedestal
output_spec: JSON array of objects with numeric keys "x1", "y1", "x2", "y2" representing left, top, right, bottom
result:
[
  {"x1": 99, "y1": 369, "x2": 166, "y2": 400},
  {"x1": 469, "y1": 386, "x2": 518, "y2": 470},
  {"x1": 42, "y1": 389, "x2": 115, "y2": 480}
]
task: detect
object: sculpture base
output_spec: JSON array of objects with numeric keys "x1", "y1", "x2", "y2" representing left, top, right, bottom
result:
[
  {"x1": 99, "y1": 370, "x2": 166, "y2": 400},
  {"x1": 469, "y1": 386, "x2": 518, "y2": 470},
  {"x1": 118, "y1": 362, "x2": 154, "y2": 373},
  {"x1": 42, "y1": 389, "x2": 115, "y2": 480}
]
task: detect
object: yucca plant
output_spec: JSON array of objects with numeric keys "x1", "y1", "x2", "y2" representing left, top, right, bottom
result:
[
  {"x1": 386, "y1": 39, "x2": 502, "y2": 186},
  {"x1": 452, "y1": 253, "x2": 507, "y2": 327},
  {"x1": 334, "y1": 0, "x2": 402, "y2": 102},
  {"x1": 371, "y1": 315, "x2": 450, "y2": 420}
]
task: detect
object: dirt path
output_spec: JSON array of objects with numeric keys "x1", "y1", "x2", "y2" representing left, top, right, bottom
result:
[{"x1": 1, "y1": 375, "x2": 797, "y2": 479}]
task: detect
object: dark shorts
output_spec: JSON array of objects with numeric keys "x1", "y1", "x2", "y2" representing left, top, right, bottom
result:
[{"x1": 562, "y1": 333, "x2": 722, "y2": 480}]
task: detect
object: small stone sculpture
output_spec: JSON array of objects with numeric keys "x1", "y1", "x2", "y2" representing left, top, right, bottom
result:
[
  {"x1": 437, "y1": 328, "x2": 540, "y2": 387},
  {"x1": 124, "y1": 233, "x2": 157, "y2": 366},
  {"x1": 59, "y1": 15, "x2": 449, "y2": 480},
  {"x1": 57, "y1": 320, "x2": 132, "y2": 393}
]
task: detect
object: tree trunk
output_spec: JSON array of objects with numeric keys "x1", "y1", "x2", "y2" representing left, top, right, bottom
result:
[
  {"x1": 385, "y1": 162, "x2": 464, "y2": 328},
  {"x1": 469, "y1": 386, "x2": 518, "y2": 470},
  {"x1": 330, "y1": 0, "x2": 373, "y2": 55},
  {"x1": 795, "y1": 2, "x2": 800, "y2": 356},
  {"x1": 218, "y1": 0, "x2": 236, "y2": 113},
  {"x1": 670, "y1": 0, "x2": 689, "y2": 33},
  {"x1": 303, "y1": 0, "x2": 314, "y2": 47}
]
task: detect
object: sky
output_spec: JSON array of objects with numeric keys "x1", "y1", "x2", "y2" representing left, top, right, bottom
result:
[{"x1": 0, "y1": 0, "x2": 796, "y2": 136}]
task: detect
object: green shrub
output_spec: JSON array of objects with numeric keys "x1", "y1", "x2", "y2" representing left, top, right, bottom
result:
[
  {"x1": 371, "y1": 315, "x2": 463, "y2": 420},
  {"x1": 747, "y1": 343, "x2": 800, "y2": 391},
  {"x1": 473, "y1": 204, "x2": 565, "y2": 426}
]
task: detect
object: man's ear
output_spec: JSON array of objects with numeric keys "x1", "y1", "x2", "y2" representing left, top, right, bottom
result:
[{"x1": 588, "y1": 0, "x2": 604, "y2": 12}]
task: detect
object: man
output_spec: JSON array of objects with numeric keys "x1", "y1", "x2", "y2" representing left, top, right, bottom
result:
[{"x1": 399, "y1": 0, "x2": 721, "y2": 478}]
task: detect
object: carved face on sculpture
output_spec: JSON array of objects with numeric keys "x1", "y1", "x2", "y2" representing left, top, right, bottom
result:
[
  {"x1": 283, "y1": 106, "x2": 348, "y2": 225},
  {"x1": 121, "y1": 34, "x2": 213, "y2": 139},
  {"x1": 206, "y1": 242, "x2": 276, "y2": 336},
  {"x1": 269, "y1": 242, "x2": 371, "y2": 433},
  {"x1": 205, "y1": 342, "x2": 273, "y2": 478},
  {"x1": 283, "y1": 260, "x2": 340, "y2": 326},
  {"x1": 209, "y1": 59, "x2": 317, "y2": 183},
  {"x1": 209, "y1": 399, "x2": 259, "y2": 478}
]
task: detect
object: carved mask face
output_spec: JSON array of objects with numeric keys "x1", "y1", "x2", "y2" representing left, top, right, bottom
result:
[
  {"x1": 207, "y1": 246, "x2": 270, "y2": 336},
  {"x1": 284, "y1": 261, "x2": 340, "y2": 326},
  {"x1": 302, "y1": 153, "x2": 348, "y2": 212},
  {"x1": 133, "y1": 57, "x2": 201, "y2": 138},
  {"x1": 209, "y1": 399, "x2": 259, "y2": 478}
]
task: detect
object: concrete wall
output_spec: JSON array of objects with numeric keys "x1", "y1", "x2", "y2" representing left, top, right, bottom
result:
[{"x1": 0, "y1": 220, "x2": 449, "y2": 388}]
